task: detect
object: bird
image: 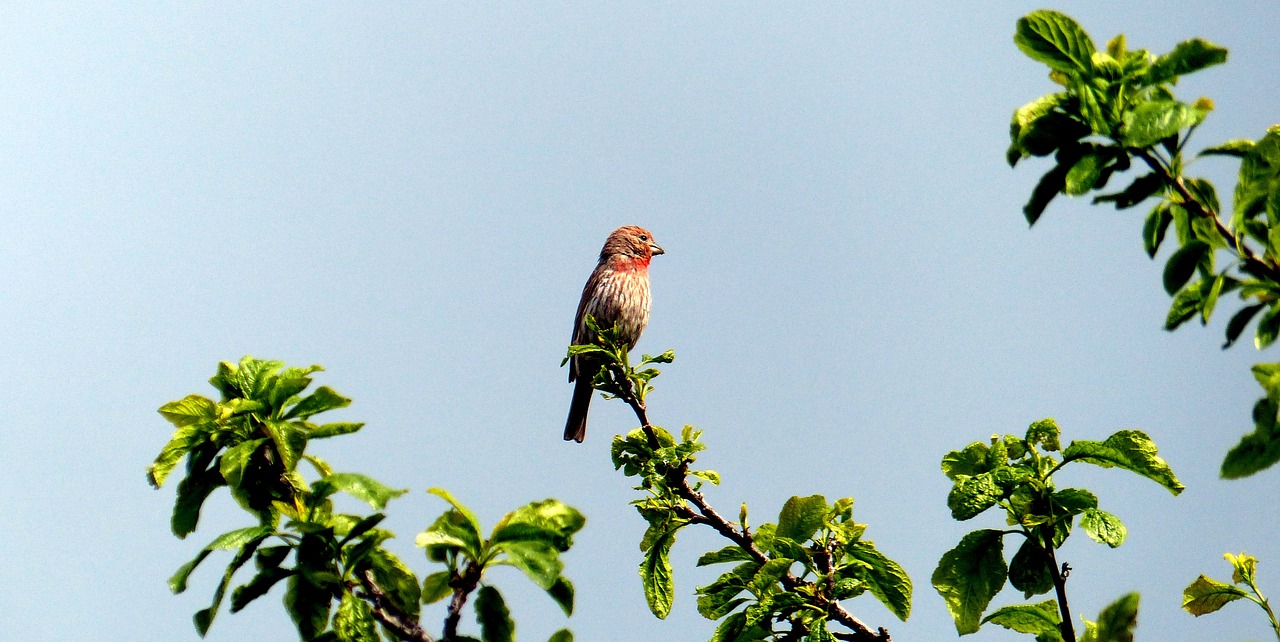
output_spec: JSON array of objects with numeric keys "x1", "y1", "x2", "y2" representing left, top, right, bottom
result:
[{"x1": 564, "y1": 225, "x2": 665, "y2": 442}]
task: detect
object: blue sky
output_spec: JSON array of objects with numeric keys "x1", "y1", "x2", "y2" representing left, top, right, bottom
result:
[{"x1": 2, "y1": 3, "x2": 1278, "y2": 641}]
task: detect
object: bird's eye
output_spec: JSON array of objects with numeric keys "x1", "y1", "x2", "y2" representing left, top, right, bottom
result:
[{"x1": 639, "y1": 235, "x2": 649, "y2": 241}]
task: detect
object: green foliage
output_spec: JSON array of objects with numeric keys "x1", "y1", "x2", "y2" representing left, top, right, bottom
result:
[
  {"x1": 1183, "y1": 552, "x2": 1280, "y2": 640},
  {"x1": 415, "y1": 490, "x2": 585, "y2": 628},
  {"x1": 151, "y1": 357, "x2": 583, "y2": 641},
  {"x1": 576, "y1": 322, "x2": 909, "y2": 640},
  {"x1": 933, "y1": 419, "x2": 1181, "y2": 638},
  {"x1": 1008, "y1": 10, "x2": 1280, "y2": 477},
  {"x1": 1079, "y1": 593, "x2": 1140, "y2": 642}
]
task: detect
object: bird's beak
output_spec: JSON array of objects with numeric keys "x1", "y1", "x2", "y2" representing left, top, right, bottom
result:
[{"x1": 650, "y1": 242, "x2": 665, "y2": 256}]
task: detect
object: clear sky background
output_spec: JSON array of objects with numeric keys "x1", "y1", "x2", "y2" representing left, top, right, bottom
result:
[{"x1": 3, "y1": 3, "x2": 1278, "y2": 641}]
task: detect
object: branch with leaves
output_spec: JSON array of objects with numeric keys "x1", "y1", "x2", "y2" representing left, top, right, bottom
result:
[
  {"x1": 148, "y1": 356, "x2": 581, "y2": 642},
  {"x1": 1184, "y1": 552, "x2": 1280, "y2": 641},
  {"x1": 566, "y1": 319, "x2": 909, "y2": 642},
  {"x1": 1007, "y1": 9, "x2": 1280, "y2": 478},
  {"x1": 931, "y1": 418, "x2": 1183, "y2": 642}
]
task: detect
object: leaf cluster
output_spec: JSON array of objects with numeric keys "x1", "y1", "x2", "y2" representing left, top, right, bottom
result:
[
  {"x1": 1182, "y1": 552, "x2": 1280, "y2": 639},
  {"x1": 573, "y1": 322, "x2": 906, "y2": 641},
  {"x1": 932, "y1": 419, "x2": 1182, "y2": 639},
  {"x1": 151, "y1": 357, "x2": 414, "y2": 639},
  {"x1": 1009, "y1": 10, "x2": 1280, "y2": 478},
  {"x1": 694, "y1": 495, "x2": 910, "y2": 642},
  {"x1": 415, "y1": 488, "x2": 583, "y2": 642},
  {"x1": 150, "y1": 357, "x2": 580, "y2": 642}
]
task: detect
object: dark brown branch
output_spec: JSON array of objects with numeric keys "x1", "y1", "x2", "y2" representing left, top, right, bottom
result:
[
  {"x1": 442, "y1": 561, "x2": 483, "y2": 641},
  {"x1": 615, "y1": 375, "x2": 891, "y2": 642},
  {"x1": 1135, "y1": 149, "x2": 1280, "y2": 282},
  {"x1": 1038, "y1": 527, "x2": 1076, "y2": 642},
  {"x1": 357, "y1": 570, "x2": 436, "y2": 642}
]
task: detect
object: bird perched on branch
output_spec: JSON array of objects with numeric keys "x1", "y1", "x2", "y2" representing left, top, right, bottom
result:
[{"x1": 564, "y1": 226, "x2": 664, "y2": 442}]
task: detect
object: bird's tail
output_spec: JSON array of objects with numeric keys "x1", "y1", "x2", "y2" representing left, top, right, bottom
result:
[{"x1": 564, "y1": 376, "x2": 592, "y2": 442}]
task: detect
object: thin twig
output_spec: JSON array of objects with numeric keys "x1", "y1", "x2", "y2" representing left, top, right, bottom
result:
[{"x1": 357, "y1": 570, "x2": 436, "y2": 642}]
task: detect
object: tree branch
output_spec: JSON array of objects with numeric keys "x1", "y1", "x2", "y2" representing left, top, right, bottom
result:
[
  {"x1": 1038, "y1": 527, "x2": 1076, "y2": 642},
  {"x1": 442, "y1": 561, "x2": 483, "y2": 641},
  {"x1": 357, "y1": 570, "x2": 436, "y2": 642},
  {"x1": 1135, "y1": 149, "x2": 1280, "y2": 282},
  {"x1": 613, "y1": 369, "x2": 891, "y2": 642}
]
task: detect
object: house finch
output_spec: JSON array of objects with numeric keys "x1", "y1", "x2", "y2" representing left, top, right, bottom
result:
[{"x1": 564, "y1": 226, "x2": 665, "y2": 442}]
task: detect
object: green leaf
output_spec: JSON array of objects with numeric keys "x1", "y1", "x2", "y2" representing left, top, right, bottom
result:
[
  {"x1": 1227, "y1": 552, "x2": 1259, "y2": 584},
  {"x1": 696, "y1": 562, "x2": 757, "y2": 620},
  {"x1": 947, "y1": 472, "x2": 1002, "y2": 521},
  {"x1": 1026, "y1": 418, "x2": 1062, "y2": 452},
  {"x1": 942, "y1": 442, "x2": 992, "y2": 479},
  {"x1": 1008, "y1": 94, "x2": 1087, "y2": 164},
  {"x1": 1256, "y1": 304, "x2": 1280, "y2": 350},
  {"x1": 1165, "y1": 283, "x2": 1205, "y2": 331},
  {"x1": 982, "y1": 600, "x2": 1063, "y2": 640},
  {"x1": 309, "y1": 422, "x2": 365, "y2": 439},
  {"x1": 1142, "y1": 202, "x2": 1174, "y2": 258},
  {"x1": 1163, "y1": 240, "x2": 1210, "y2": 295},
  {"x1": 1097, "y1": 173, "x2": 1165, "y2": 211},
  {"x1": 230, "y1": 565, "x2": 294, "y2": 613},
  {"x1": 172, "y1": 459, "x2": 224, "y2": 539},
  {"x1": 640, "y1": 526, "x2": 679, "y2": 619},
  {"x1": 1200, "y1": 139, "x2": 1255, "y2": 158},
  {"x1": 148, "y1": 425, "x2": 204, "y2": 489},
  {"x1": 547, "y1": 630, "x2": 573, "y2": 642},
  {"x1": 932, "y1": 529, "x2": 1008, "y2": 634},
  {"x1": 1220, "y1": 397, "x2": 1280, "y2": 479},
  {"x1": 219, "y1": 438, "x2": 265, "y2": 490},
  {"x1": 421, "y1": 571, "x2": 452, "y2": 605},
  {"x1": 262, "y1": 420, "x2": 307, "y2": 472},
  {"x1": 366, "y1": 548, "x2": 421, "y2": 621},
  {"x1": 1062, "y1": 430, "x2": 1184, "y2": 494},
  {"x1": 545, "y1": 576, "x2": 574, "y2": 617},
  {"x1": 1015, "y1": 10, "x2": 1096, "y2": 74},
  {"x1": 1147, "y1": 38, "x2": 1229, "y2": 85},
  {"x1": 313, "y1": 473, "x2": 407, "y2": 511},
  {"x1": 284, "y1": 572, "x2": 332, "y2": 641},
  {"x1": 491, "y1": 499, "x2": 586, "y2": 552},
  {"x1": 1123, "y1": 101, "x2": 1207, "y2": 148},
  {"x1": 1181, "y1": 575, "x2": 1248, "y2": 616},
  {"x1": 475, "y1": 586, "x2": 515, "y2": 642},
  {"x1": 159, "y1": 395, "x2": 217, "y2": 428},
  {"x1": 1050, "y1": 488, "x2": 1098, "y2": 515},
  {"x1": 1080, "y1": 509, "x2": 1127, "y2": 548},
  {"x1": 192, "y1": 531, "x2": 270, "y2": 635},
  {"x1": 1201, "y1": 274, "x2": 1226, "y2": 324},
  {"x1": 1009, "y1": 539, "x2": 1055, "y2": 598},
  {"x1": 748, "y1": 557, "x2": 794, "y2": 595},
  {"x1": 427, "y1": 488, "x2": 484, "y2": 543},
  {"x1": 217, "y1": 356, "x2": 285, "y2": 400},
  {"x1": 497, "y1": 540, "x2": 562, "y2": 590},
  {"x1": 698, "y1": 546, "x2": 755, "y2": 567},
  {"x1": 1235, "y1": 128, "x2": 1280, "y2": 222},
  {"x1": 1065, "y1": 153, "x2": 1104, "y2": 196},
  {"x1": 776, "y1": 495, "x2": 828, "y2": 543},
  {"x1": 1024, "y1": 160, "x2": 1072, "y2": 225},
  {"x1": 1225, "y1": 304, "x2": 1267, "y2": 349},
  {"x1": 1091, "y1": 593, "x2": 1140, "y2": 642},
  {"x1": 415, "y1": 529, "x2": 474, "y2": 557},
  {"x1": 284, "y1": 385, "x2": 351, "y2": 420},
  {"x1": 845, "y1": 541, "x2": 912, "y2": 621},
  {"x1": 334, "y1": 590, "x2": 378, "y2": 642}
]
